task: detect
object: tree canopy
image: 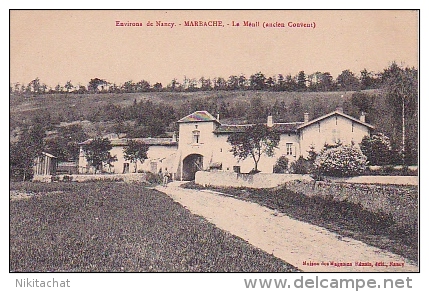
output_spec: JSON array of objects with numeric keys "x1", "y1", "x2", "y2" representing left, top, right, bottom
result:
[
  {"x1": 227, "y1": 124, "x2": 280, "y2": 172},
  {"x1": 123, "y1": 140, "x2": 149, "y2": 173},
  {"x1": 82, "y1": 137, "x2": 116, "y2": 173}
]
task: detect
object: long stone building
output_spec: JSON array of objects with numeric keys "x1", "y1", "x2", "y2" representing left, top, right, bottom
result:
[{"x1": 78, "y1": 108, "x2": 374, "y2": 180}]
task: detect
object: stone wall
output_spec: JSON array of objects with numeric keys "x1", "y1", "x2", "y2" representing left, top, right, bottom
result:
[
  {"x1": 33, "y1": 173, "x2": 149, "y2": 183},
  {"x1": 284, "y1": 180, "x2": 418, "y2": 228},
  {"x1": 195, "y1": 171, "x2": 313, "y2": 189}
]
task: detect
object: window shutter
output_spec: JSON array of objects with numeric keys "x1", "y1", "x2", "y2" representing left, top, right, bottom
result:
[{"x1": 292, "y1": 144, "x2": 296, "y2": 157}]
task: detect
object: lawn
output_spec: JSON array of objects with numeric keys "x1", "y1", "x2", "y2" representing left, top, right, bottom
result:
[
  {"x1": 182, "y1": 182, "x2": 418, "y2": 264},
  {"x1": 10, "y1": 182, "x2": 299, "y2": 272}
]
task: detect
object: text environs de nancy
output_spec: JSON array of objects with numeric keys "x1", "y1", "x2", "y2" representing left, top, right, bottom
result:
[{"x1": 115, "y1": 20, "x2": 316, "y2": 29}]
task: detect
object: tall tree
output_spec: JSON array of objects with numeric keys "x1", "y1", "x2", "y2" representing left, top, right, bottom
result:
[
  {"x1": 123, "y1": 140, "x2": 149, "y2": 173},
  {"x1": 249, "y1": 72, "x2": 266, "y2": 90},
  {"x1": 381, "y1": 63, "x2": 418, "y2": 165},
  {"x1": 227, "y1": 124, "x2": 280, "y2": 172},
  {"x1": 297, "y1": 71, "x2": 307, "y2": 91},
  {"x1": 336, "y1": 69, "x2": 359, "y2": 92}
]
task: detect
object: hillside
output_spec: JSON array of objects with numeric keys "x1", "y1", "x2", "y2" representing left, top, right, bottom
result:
[{"x1": 10, "y1": 90, "x2": 375, "y2": 126}]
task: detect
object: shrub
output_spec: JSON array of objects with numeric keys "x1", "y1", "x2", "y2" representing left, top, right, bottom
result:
[
  {"x1": 314, "y1": 144, "x2": 367, "y2": 177},
  {"x1": 273, "y1": 156, "x2": 289, "y2": 173},
  {"x1": 290, "y1": 156, "x2": 310, "y2": 174},
  {"x1": 360, "y1": 133, "x2": 393, "y2": 166}
]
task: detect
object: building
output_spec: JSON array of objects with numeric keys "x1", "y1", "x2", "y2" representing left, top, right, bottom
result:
[
  {"x1": 33, "y1": 152, "x2": 57, "y2": 176},
  {"x1": 78, "y1": 108, "x2": 374, "y2": 180},
  {"x1": 78, "y1": 137, "x2": 178, "y2": 175}
]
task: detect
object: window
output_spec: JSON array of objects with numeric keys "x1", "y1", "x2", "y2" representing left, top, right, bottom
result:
[
  {"x1": 286, "y1": 143, "x2": 293, "y2": 156},
  {"x1": 233, "y1": 166, "x2": 241, "y2": 173},
  {"x1": 192, "y1": 130, "x2": 200, "y2": 144},
  {"x1": 123, "y1": 163, "x2": 130, "y2": 174}
]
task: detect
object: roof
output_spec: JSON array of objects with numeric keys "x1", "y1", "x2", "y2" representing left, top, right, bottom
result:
[
  {"x1": 41, "y1": 152, "x2": 56, "y2": 158},
  {"x1": 296, "y1": 110, "x2": 374, "y2": 130},
  {"x1": 79, "y1": 138, "x2": 177, "y2": 147},
  {"x1": 272, "y1": 122, "x2": 304, "y2": 133},
  {"x1": 213, "y1": 124, "x2": 252, "y2": 134},
  {"x1": 177, "y1": 111, "x2": 220, "y2": 124},
  {"x1": 213, "y1": 122, "x2": 303, "y2": 134}
]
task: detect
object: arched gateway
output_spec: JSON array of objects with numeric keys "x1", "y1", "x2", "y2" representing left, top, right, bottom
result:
[{"x1": 182, "y1": 154, "x2": 203, "y2": 180}]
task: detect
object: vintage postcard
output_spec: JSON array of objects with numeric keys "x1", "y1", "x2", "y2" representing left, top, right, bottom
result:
[{"x1": 9, "y1": 8, "x2": 419, "y2": 290}]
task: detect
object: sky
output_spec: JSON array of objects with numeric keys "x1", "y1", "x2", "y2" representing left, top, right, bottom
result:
[{"x1": 10, "y1": 10, "x2": 418, "y2": 88}]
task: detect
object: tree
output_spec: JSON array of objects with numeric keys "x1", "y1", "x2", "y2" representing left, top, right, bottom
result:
[
  {"x1": 64, "y1": 80, "x2": 74, "y2": 93},
  {"x1": 123, "y1": 140, "x2": 149, "y2": 173},
  {"x1": 360, "y1": 133, "x2": 393, "y2": 166},
  {"x1": 88, "y1": 78, "x2": 107, "y2": 93},
  {"x1": 82, "y1": 137, "x2": 116, "y2": 173},
  {"x1": 297, "y1": 71, "x2": 307, "y2": 91},
  {"x1": 249, "y1": 72, "x2": 266, "y2": 90},
  {"x1": 360, "y1": 68, "x2": 376, "y2": 90},
  {"x1": 227, "y1": 124, "x2": 280, "y2": 172},
  {"x1": 10, "y1": 123, "x2": 46, "y2": 181},
  {"x1": 153, "y1": 82, "x2": 163, "y2": 92},
  {"x1": 381, "y1": 63, "x2": 418, "y2": 166},
  {"x1": 351, "y1": 92, "x2": 375, "y2": 113},
  {"x1": 336, "y1": 69, "x2": 359, "y2": 92}
]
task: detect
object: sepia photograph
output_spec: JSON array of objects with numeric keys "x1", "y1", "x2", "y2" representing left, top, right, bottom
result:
[{"x1": 8, "y1": 7, "x2": 420, "y2": 290}]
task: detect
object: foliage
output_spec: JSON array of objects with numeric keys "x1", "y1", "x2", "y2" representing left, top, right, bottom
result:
[
  {"x1": 46, "y1": 124, "x2": 88, "y2": 161},
  {"x1": 360, "y1": 133, "x2": 393, "y2": 166},
  {"x1": 381, "y1": 63, "x2": 418, "y2": 165},
  {"x1": 314, "y1": 144, "x2": 368, "y2": 177},
  {"x1": 227, "y1": 124, "x2": 280, "y2": 172},
  {"x1": 123, "y1": 140, "x2": 149, "y2": 173},
  {"x1": 10, "y1": 123, "x2": 46, "y2": 181},
  {"x1": 336, "y1": 69, "x2": 360, "y2": 92},
  {"x1": 82, "y1": 137, "x2": 116, "y2": 173},
  {"x1": 273, "y1": 156, "x2": 289, "y2": 173},
  {"x1": 290, "y1": 156, "x2": 311, "y2": 174}
]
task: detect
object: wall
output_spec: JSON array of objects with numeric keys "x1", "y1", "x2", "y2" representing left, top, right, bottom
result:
[
  {"x1": 78, "y1": 144, "x2": 177, "y2": 174},
  {"x1": 300, "y1": 114, "x2": 370, "y2": 157},
  {"x1": 208, "y1": 131, "x2": 299, "y2": 174},
  {"x1": 284, "y1": 180, "x2": 418, "y2": 228},
  {"x1": 33, "y1": 173, "x2": 149, "y2": 183},
  {"x1": 195, "y1": 171, "x2": 313, "y2": 188}
]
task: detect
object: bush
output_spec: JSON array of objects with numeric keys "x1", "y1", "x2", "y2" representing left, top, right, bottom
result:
[
  {"x1": 360, "y1": 133, "x2": 394, "y2": 166},
  {"x1": 273, "y1": 156, "x2": 289, "y2": 173},
  {"x1": 314, "y1": 144, "x2": 367, "y2": 177},
  {"x1": 290, "y1": 156, "x2": 310, "y2": 174}
]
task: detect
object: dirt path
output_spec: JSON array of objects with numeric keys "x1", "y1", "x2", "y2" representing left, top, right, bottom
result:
[{"x1": 155, "y1": 182, "x2": 418, "y2": 272}]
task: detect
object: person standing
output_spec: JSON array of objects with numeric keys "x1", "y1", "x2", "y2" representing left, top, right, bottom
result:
[{"x1": 162, "y1": 168, "x2": 170, "y2": 187}]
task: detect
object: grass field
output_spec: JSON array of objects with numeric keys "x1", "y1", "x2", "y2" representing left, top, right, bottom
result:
[
  {"x1": 10, "y1": 182, "x2": 299, "y2": 272},
  {"x1": 183, "y1": 182, "x2": 418, "y2": 264}
]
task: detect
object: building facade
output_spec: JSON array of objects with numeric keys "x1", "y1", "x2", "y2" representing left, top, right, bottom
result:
[{"x1": 78, "y1": 108, "x2": 373, "y2": 180}]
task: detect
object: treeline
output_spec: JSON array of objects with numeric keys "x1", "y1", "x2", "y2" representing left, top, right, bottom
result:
[
  {"x1": 11, "y1": 68, "x2": 382, "y2": 96},
  {"x1": 10, "y1": 63, "x2": 418, "y2": 181}
]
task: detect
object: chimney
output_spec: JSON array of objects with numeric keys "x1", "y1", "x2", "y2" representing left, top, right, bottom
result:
[
  {"x1": 304, "y1": 112, "x2": 309, "y2": 123},
  {"x1": 336, "y1": 107, "x2": 343, "y2": 113},
  {"x1": 216, "y1": 113, "x2": 220, "y2": 122},
  {"x1": 360, "y1": 112, "x2": 366, "y2": 123},
  {"x1": 172, "y1": 131, "x2": 177, "y2": 142},
  {"x1": 267, "y1": 115, "x2": 273, "y2": 127}
]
